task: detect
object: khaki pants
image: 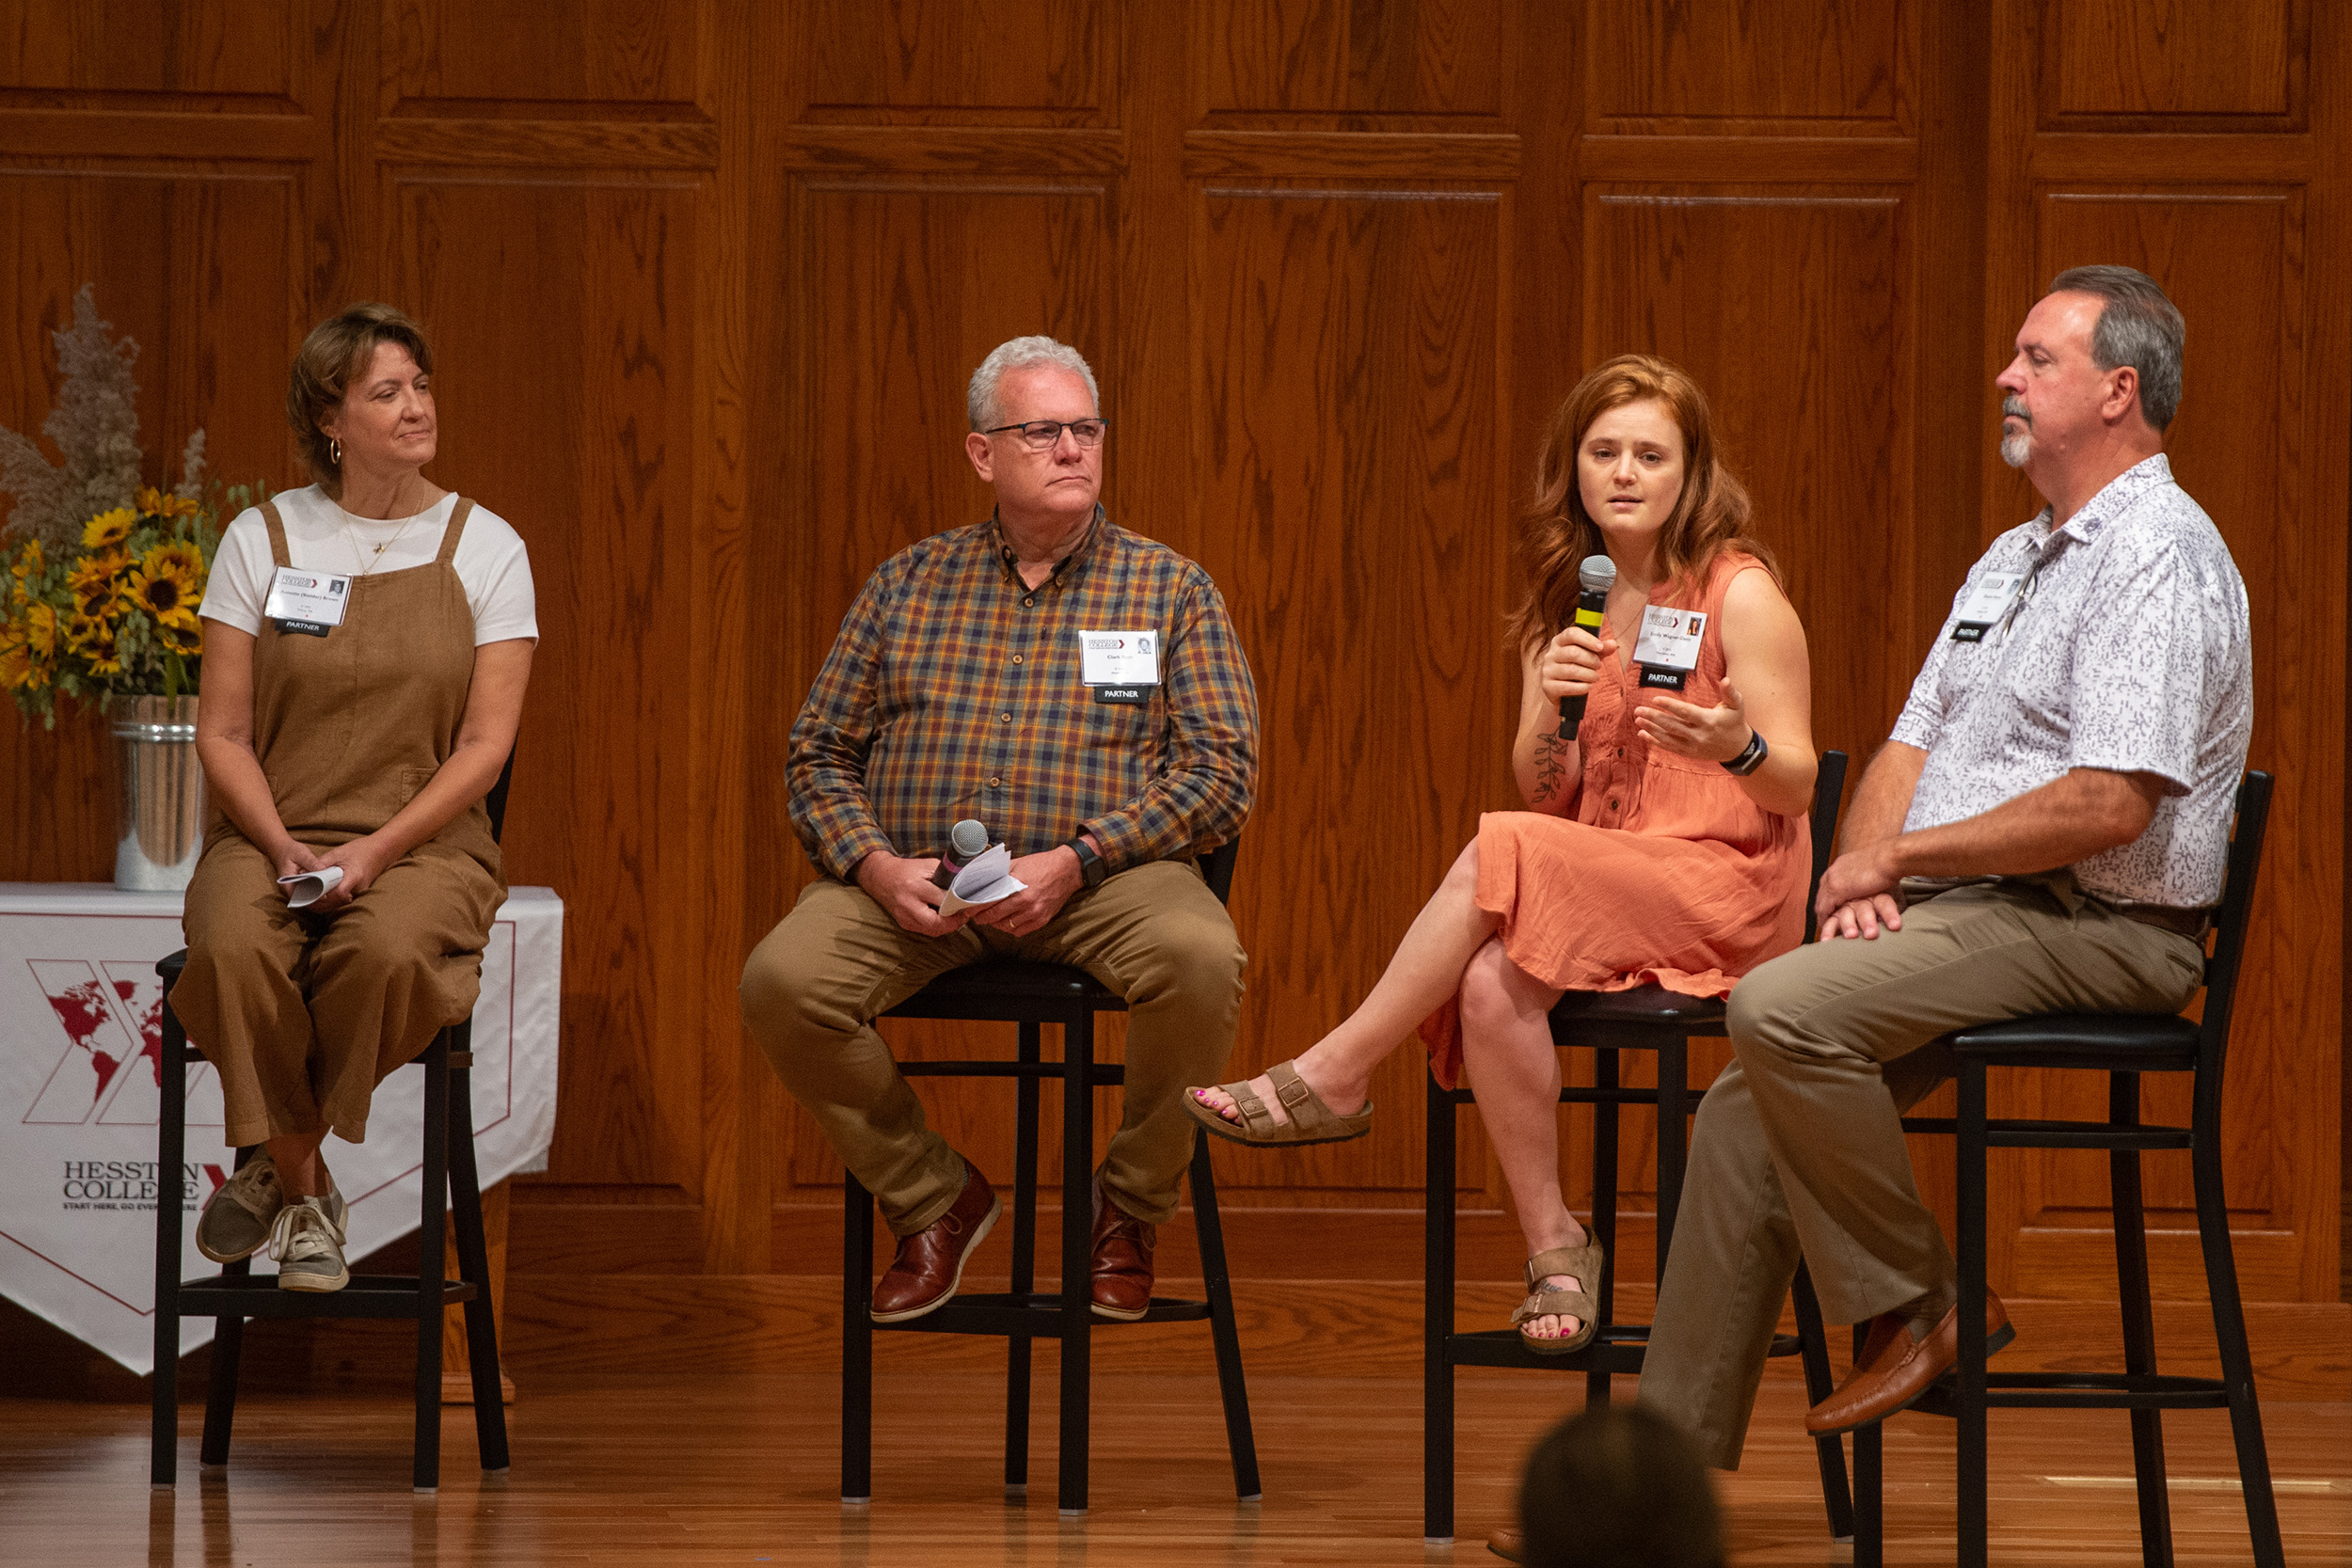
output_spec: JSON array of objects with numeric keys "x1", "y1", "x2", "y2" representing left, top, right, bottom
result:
[
  {"x1": 740, "y1": 860, "x2": 1246, "y2": 1234},
  {"x1": 1638, "y1": 877, "x2": 2204, "y2": 1469},
  {"x1": 174, "y1": 834, "x2": 504, "y2": 1148}
]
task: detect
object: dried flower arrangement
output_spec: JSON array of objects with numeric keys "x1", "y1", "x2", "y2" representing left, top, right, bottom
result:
[{"x1": 0, "y1": 288, "x2": 260, "y2": 724}]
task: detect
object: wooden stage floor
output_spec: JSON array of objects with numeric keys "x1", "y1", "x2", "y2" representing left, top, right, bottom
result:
[{"x1": 5, "y1": 1368, "x2": 2346, "y2": 1565}]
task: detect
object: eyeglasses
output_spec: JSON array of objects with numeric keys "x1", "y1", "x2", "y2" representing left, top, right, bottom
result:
[{"x1": 982, "y1": 418, "x2": 1109, "y2": 451}]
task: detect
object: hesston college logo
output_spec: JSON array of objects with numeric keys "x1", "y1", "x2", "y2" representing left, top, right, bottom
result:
[{"x1": 21, "y1": 959, "x2": 224, "y2": 1208}]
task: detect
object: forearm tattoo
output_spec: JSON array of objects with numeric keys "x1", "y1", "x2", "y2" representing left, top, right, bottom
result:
[{"x1": 1532, "y1": 735, "x2": 1568, "y2": 803}]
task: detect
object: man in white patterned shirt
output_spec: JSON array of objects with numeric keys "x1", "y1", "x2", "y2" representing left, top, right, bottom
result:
[{"x1": 1638, "y1": 266, "x2": 2251, "y2": 1469}]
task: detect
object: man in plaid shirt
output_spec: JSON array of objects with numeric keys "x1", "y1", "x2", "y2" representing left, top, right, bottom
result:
[{"x1": 741, "y1": 336, "x2": 1259, "y2": 1325}]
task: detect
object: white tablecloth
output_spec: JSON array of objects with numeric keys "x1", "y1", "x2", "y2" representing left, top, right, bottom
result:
[{"x1": 0, "y1": 882, "x2": 561, "y2": 1373}]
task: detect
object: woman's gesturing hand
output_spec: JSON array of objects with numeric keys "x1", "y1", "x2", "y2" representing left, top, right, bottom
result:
[
  {"x1": 1536, "y1": 626, "x2": 1616, "y2": 716},
  {"x1": 1634, "y1": 680, "x2": 1756, "y2": 765}
]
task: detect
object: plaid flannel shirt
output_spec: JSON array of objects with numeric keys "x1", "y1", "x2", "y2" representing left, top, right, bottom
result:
[{"x1": 788, "y1": 510, "x2": 1259, "y2": 880}]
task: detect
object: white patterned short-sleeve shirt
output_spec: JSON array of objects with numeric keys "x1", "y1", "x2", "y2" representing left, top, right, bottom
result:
[{"x1": 1889, "y1": 454, "x2": 2251, "y2": 907}]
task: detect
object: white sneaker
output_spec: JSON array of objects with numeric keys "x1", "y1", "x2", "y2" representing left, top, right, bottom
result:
[
  {"x1": 268, "y1": 1196, "x2": 350, "y2": 1292},
  {"x1": 195, "y1": 1151, "x2": 348, "y2": 1264}
]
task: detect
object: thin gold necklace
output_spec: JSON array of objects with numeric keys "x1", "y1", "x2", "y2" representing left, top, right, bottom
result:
[{"x1": 341, "y1": 489, "x2": 429, "y2": 577}]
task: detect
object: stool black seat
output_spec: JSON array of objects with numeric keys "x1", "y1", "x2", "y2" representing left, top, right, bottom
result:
[
  {"x1": 844, "y1": 839, "x2": 1258, "y2": 1517},
  {"x1": 1849, "y1": 769, "x2": 2280, "y2": 1568},
  {"x1": 150, "y1": 752, "x2": 516, "y2": 1494},
  {"x1": 1424, "y1": 750, "x2": 1856, "y2": 1545}
]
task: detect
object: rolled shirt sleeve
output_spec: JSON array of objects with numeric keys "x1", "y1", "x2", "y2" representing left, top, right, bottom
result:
[{"x1": 786, "y1": 562, "x2": 901, "y2": 882}]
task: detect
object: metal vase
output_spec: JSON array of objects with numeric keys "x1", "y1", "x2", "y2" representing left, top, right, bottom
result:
[{"x1": 106, "y1": 694, "x2": 204, "y2": 891}]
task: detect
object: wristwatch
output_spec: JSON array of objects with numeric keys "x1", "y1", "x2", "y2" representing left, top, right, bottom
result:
[
  {"x1": 1722, "y1": 728, "x2": 1770, "y2": 777},
  {"x1": 1062, "y1": 835, "x2": 1108, "y2": 889}
]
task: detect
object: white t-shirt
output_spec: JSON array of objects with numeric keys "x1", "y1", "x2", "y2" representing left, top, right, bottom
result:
[{"x1": 199, "y1": 485, "x2": 538, "y2": 645}]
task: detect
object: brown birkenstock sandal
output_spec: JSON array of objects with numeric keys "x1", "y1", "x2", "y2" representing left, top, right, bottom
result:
[
  {"x1": 1184, "y1": 1059, "x2": 1375, "y2": 1148},
  {"x1": 1513, "y1": 1243, "x2": 1602, "y2": 1354}
]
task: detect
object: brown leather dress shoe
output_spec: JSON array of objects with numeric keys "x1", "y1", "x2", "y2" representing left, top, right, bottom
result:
[
  {"x1": 869, "y1": 1161, "x2": 1000, "y2": 1323},
  {"x1": 1089, "y1": 1177, "x2": 1155, "y2": 1321},
  {"x1": 1486, "y1": 1524, "x2": 1523, "y2": 1561},
  {"x1": 1804, "y1": 1289, "x2": 2014, "y2": 1435}
]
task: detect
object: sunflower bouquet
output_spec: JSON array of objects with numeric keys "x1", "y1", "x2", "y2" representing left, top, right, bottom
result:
[
  {"x1": 1, "y1": 286, "x2": 263, "y2": 727},
  {"x1": 0, "y1": 483, "x2": 254, "y2": 723}
]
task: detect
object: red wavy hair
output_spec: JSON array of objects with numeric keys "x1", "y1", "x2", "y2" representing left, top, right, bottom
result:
[{"x1": 1505, "y1": 354, "x2": 1776, "y2": 655}]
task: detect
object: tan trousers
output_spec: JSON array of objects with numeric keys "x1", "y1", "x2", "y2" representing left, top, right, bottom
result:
[
  {"x1": 175, "y1": 834, "x2": 503, "y2": 1148},
  {"x1": 739, "y1": 860, "x2": 1247, "y2": 1235},
  {"x1": 1637, "y1": 877, "x2": 2204, "y2": 1469}
]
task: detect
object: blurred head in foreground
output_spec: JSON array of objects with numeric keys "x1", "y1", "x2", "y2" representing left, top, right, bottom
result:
[{"x1": 1518, "y1": 1403, "x2": 1726, "y2": 1568}]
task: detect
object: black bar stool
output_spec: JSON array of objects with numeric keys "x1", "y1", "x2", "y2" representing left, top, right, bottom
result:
[
  {"x1": 1849, "y1": 770, "x2": 2281, "y2": 1568},
  {"x1": 1424, "y1": 752, "x2": 1855, "y2": 1544},
  {"x1": 841, "y1": 838, "x2": 1259, "y2": 1517},
  {"x1": 150, "y1": 755, "x2": 516, "y2": 1493}
]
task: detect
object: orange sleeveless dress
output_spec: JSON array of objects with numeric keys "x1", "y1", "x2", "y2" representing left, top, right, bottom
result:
[{"x1": 1419, "y1": 552, "x2": 1810, "y2": 1088}]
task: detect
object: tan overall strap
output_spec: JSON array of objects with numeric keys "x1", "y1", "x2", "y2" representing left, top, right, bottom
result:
[
  {"x1": 436, "y1": 498, "x2": 473, "y2": 566},
  {"x1": 260, "y1": 500, "x2": 291, "y2": 569}
]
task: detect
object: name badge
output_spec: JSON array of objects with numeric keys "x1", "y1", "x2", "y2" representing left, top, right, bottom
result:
[
  {"x1": 1632, "y1": 605, "x2": 1706, "y2": 691},
  {"x1": 263, "y1": 565, "x2": 352, "y2": 638},
  {"x1": 1079, "y1": 628, "x2": 1159, "y2": 689},
  {"x1": 1950, "y1": 569, "x2": 2026, "y2": 642}
]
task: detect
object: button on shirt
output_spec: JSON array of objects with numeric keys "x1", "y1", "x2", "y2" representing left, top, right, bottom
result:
[
  {"x1": 788, "y1": 509, "x2": 1259, "y2": 879},
  {"x1": 1890, "y1": 454, "x2": 2251, "y2": 907}
]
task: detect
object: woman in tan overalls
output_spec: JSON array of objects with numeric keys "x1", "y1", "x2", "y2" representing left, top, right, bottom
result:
[{"x1": 174, "y1": 305, "x2": 534, "y2": 1291}]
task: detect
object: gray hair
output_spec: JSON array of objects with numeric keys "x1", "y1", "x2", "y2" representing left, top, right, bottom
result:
[
  {"x1": 2048, "y1": 264, "x2": 2185, "y2": 431},
  {"x1": 967, "y1": 336, "x2": 1100, "y2": 431}
]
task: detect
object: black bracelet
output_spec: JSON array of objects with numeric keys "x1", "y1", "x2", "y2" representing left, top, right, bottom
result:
[{"x1": 1722, "y1": 729, "x2": 1770, "y2": 777}]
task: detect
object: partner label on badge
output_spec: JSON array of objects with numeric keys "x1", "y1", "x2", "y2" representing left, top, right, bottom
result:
[
  {"x1": 262, "y1": 565, "x2": 352, "y2": 638},
  {"x1": 1078, "y1": 628, "x2": 1160, "y2": 688},
  {"x1": 1949, "y1": 569, "x2": 2026, "y2": 642}
]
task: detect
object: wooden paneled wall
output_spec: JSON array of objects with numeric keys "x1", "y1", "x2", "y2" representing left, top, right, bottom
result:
[{"x1": 1, "y1": 4, "x2": 2343, "y2": 1355}]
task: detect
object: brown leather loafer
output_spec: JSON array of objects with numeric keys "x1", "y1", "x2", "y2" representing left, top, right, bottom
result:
[
  {"x1": 1829, "y1": 1307, "x2": 1913, "y2": 1399},
  {"x1": 1089, "y1": 1176, "x2": 1156, "y2": 1322},
  {"x1": 869, "y1": 1161, "x2": 1000, "y2": 1323},
  {"x1": 1486, "y1": 1524, "x2": 1523, "y2": 1561},
  {"x1": 1804, "y1": 1289, "x2": 2014, "y2": 1435}
]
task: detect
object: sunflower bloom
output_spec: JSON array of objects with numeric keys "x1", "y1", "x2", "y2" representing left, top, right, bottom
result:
[
  {"x1": 69, "y1": 550, "x2": 127, "y2": 614},
  {"x1": 0, "y1": 637, "x2": 40, "y2": 692},
  {"x1": 65, "y1": 610, "x2": 114, "y2": 655},
  {"x1": 24, "y1": 601, "x2": 59, "y2": 659},
  {"x1": 129, "y1": 557, "x2": 202, "y2": 633},
  {"x1": 81, "y1": 507, "x2": 135, "y2": 550},
  {"x1": 147, "y1": 540, "x2": 206, "y2": 582},
  {"x1": 11, "y1": 539, "x2": 43, "y2": 585}
]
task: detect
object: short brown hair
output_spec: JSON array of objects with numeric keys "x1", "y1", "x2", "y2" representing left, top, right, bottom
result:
[
  {"x1": 286, "y1": 303, "x2": 434, "y2": 496},
  {"x1": 1505, "y1": 354, "x2": 1775, "y2": 656},
  {"x1": 2048, "y1": 264, "x2": 2185, "y2": 430},
  {"x1": 1518, "y1": 1404, "x2": 1725, "y2": 1568}
]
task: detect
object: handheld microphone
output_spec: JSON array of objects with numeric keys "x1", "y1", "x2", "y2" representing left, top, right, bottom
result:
[
  {"x1": 930, "y1": 818, "x2": 991, "y2": 890},
  {"x1": 1557, "y1": 555, "x2": 1617, "y2": 741}
]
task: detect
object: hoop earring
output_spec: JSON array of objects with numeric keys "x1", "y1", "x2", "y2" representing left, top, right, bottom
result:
[{"x1": 329, "y1": 437, "x2": 342, "y2": 466}]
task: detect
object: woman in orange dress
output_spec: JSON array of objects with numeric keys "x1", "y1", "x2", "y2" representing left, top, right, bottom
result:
[{"x1": 1186, "y1": 354, "x2": 1816, "y2": 1352}]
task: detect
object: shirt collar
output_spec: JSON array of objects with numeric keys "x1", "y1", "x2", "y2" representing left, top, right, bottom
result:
[
  {"x1": 984, "y1": 505, "x2": 1105, "y2": 590},
  {"x1": 2034, "y1": 452, "x2": 2175, "y2": 549}
]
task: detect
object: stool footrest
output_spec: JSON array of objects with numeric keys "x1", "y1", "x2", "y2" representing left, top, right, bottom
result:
[
  {"x1": 872, "y1": 1291, "x2": 1215, "y2": 1337},
  {"x1": 1899, "y1": 1116, "x2": 2193, "y2": 1150},
  {"x1": 170, "y1": 1275, "x2": 476, "y2": 1320},
  {"x1": 899, "y1": 1060, "x2": 1125, "y2": 1084},
  {"x1": 1439, "y1": 1323, "x2": 1810, "y2": 1373},
  {"x1": 1903, "y1": 1370, "x2": 2234, "y2": 1418}
]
